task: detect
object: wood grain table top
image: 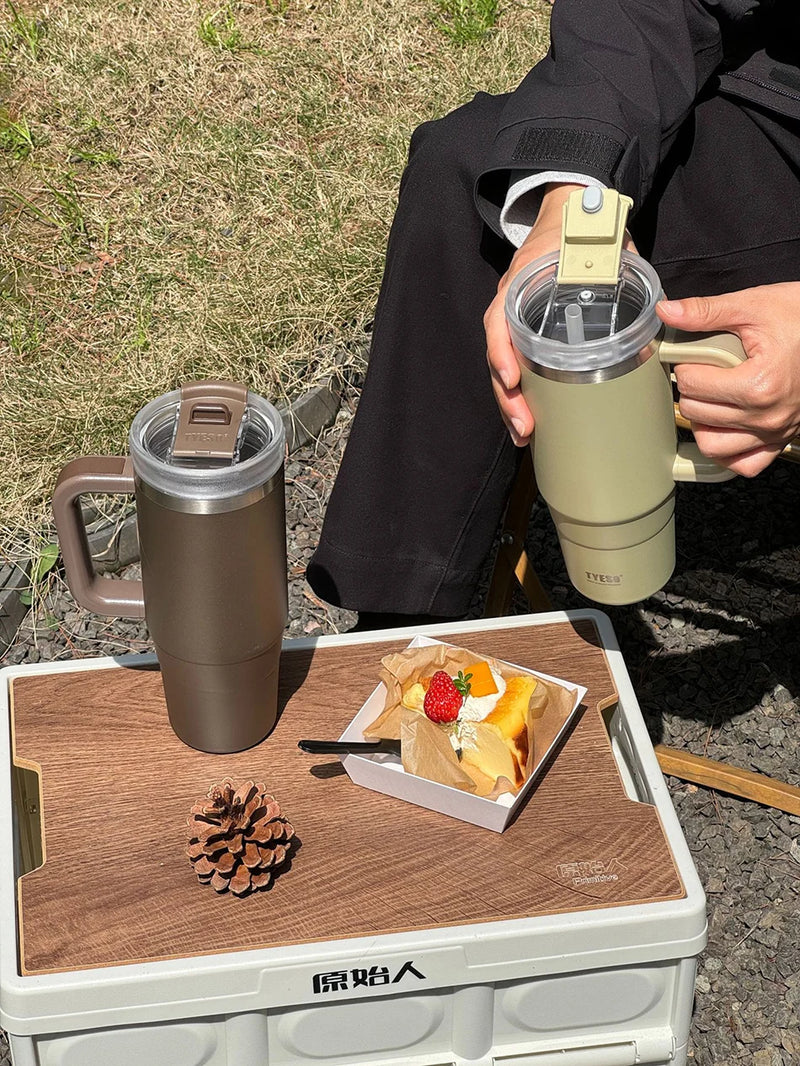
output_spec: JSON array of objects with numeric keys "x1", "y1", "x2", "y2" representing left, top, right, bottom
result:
[{"x1": 9, "y1": 617, "x2": 684, "y2": 975}]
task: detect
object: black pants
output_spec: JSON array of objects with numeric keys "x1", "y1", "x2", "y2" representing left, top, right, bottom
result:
[{"x1": 307, "y1": 90, "x2": 800, "y2": 617}]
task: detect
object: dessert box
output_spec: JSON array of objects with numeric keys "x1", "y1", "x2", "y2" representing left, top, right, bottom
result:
[{"x1": 338, "y1": 635, "x2": 587, "y2": 832}]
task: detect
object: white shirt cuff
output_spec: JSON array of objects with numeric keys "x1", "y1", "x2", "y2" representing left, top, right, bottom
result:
[{"x1": 500, "y1": 171, "x2": 607, "y2": 247}]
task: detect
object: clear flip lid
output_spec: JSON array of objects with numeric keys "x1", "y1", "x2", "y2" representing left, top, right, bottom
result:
[
  {"x1": 505, "y1": 249, "x2": 664, "y2": 383},
  {"x1": 129, "y1": 381, "x2": 285, "y2": 500},
  {"x1": 505, "y1": 188, "x2": 665, "y2": 382}
]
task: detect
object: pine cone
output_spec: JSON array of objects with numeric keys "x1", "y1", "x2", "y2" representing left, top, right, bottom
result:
[{"x1": 187, "y1": 779, "x2": 294, "y2": 896}]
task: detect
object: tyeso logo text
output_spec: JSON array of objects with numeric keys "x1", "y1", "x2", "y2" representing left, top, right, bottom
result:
[
  {"x1": 557, "y1": 857, "x2": 627, "y2": 886},
  {"x1": 184, "y1": 431, "x2": 229, "y2": 443},
  {"x1": 584, "y1": 571, "x2": 622, "y2": 585},
  {"x1": 312, "y1": 960, "x2": 425, "y2": 995}
]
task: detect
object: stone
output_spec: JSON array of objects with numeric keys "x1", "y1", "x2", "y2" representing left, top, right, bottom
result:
[
  {"x1": 781, "y1": 1029, "x2": 800, "y2": 1054},
  {"x1": 0, "y1": 560, "x2": 31, "y2": 650},
  {"x1": 753, "y1": 1048, "x2": 782, "y2": 1066}
]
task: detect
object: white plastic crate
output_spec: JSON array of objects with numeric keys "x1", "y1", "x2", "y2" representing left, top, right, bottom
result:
[{"x1": 0, "y1": 610, "x2": 706, "y2": 1066}]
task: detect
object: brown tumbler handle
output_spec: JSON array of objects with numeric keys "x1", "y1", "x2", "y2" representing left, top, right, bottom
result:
[{"x1": 52, "y1": 456, "x2": 146, "y2": 618}]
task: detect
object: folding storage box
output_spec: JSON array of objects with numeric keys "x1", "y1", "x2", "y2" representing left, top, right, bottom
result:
[{"x1": 0, "y1": 610, "x2": 706, "y2": 1066}]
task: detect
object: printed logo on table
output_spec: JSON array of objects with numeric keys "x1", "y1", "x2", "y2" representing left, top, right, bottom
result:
[
  {"x1": 557, "y1": 857, "x2": 627, "y2": 885},
  {"x1": 312, "y1": 960, "x2": 426, "y2": 994}
]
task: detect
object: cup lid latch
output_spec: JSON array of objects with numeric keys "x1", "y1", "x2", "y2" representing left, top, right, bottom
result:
[
  {"x1": 171, "y1": 380, "x2": 248, "y2": 461},
  {"x1": 557, "y1": 187, "x2": 633, "y2": 287}
]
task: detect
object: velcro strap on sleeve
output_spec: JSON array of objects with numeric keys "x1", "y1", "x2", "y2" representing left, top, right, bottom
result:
[{"x1": 512, "y1": 126, "x2": 625, "y2": 176}]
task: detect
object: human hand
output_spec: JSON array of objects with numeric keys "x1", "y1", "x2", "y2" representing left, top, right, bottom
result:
[
  {"x1": 484, "y1": 182, "x2": 635, "y2": 445},
  {"x1": 484, "y1": 183, "x2": 576, "y2": 446},
  {"x1": 657, "y1": 283, "x2": 800, "y2": 477}
]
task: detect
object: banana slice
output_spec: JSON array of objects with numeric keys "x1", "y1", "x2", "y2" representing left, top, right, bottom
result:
[{"x1": 401, "y1": 682, "x2": 427, "y2": 711}]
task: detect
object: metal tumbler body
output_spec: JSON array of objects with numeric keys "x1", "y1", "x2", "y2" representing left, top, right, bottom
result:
[
  {"x1": 135, "y1": 475, "x2": 287, "y2": 753},
  {"x1": 524, "y1": 349, "x2": 680, "y2": 604},
  {"x1": 53, "y1": 381, "x2": 288, "y2": 753}
]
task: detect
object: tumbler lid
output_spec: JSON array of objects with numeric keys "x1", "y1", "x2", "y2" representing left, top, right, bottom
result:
[
  {"x1": 505, "y1": 188, "x2": 665, "y2": 382},
  {"x1": 129, "y1": 380, "x2": 285, "y2": 501},
  {"x1": 505, "y1": 251, "x2": 664, "y2": 383}
]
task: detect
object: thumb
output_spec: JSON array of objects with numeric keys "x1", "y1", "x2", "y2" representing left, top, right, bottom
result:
[{"x1": 656, "y1": 292, "x2": 753, "y2": 334}]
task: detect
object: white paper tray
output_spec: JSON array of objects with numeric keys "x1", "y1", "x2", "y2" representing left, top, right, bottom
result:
[{"x1": 338, "y1": 635, "x2": 587, "y2": 832}]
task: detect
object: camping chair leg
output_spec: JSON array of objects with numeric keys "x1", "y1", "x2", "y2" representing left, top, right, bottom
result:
[
  {"x1": 655, "y1": 745, "x2": 800, "y2": 817},
  {"x1": 483, "y1": 448, "x2": 552, "y2": 617}
]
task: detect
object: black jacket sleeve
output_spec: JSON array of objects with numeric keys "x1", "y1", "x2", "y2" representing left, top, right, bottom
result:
[{"x1": 475, "y1": 0, "x2": 729, "y2": 234}]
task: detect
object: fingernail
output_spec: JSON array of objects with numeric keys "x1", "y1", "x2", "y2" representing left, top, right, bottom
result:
[
  {"x1": 511, "y1": 418, "x2": 525, "y2": 438},
  {"x1": 659, "y1": 299, "x2": 682, "y2": 317},
  {"x1": 500, "y1": 370, "x2": 512, "y2": 390}
]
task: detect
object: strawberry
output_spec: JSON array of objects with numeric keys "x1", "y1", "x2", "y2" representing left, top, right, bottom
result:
[{"x1": 423, "y1": 670, "x2": 463, "y2": 724}]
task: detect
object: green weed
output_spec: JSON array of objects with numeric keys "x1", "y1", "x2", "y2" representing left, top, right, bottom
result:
[
  {"x1": 132, "y1": 287, "x2": 153, "y2": 353},
  {"x1": 44, "y1": 174, "x2": 90, "y2": 245},
  {"x1": 197, "y1": 6, "x2": 245, "y2": 51},
  {"x1": 18, "y1": 542, "x2": 59, "y2": 606},
  {"x1": 0, "y1": 113, "x2": 36, "y2": 160},
  {"x1": 433, "y1": 0, "x2": 499, "y2": 43},
  {"x1": 68, "y1": 146, "x2": 121, "y2": 167},
  {"x1": 1, "y1": 186, "x2": 58, "y2": 227},
  {"x1": 1, "y1": 302, "x2": 45, "y2": 359},
  {"x1": 3, "y1": 0, "x2": 44, "y2": 58}
]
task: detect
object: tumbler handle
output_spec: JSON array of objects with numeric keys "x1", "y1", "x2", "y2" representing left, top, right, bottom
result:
[
  {"x1": 52, "y1": 456, "x2": 146, "y2": 618},
  {"x1": 657, "y1": 327, "x2": 747, "y2": 485}
]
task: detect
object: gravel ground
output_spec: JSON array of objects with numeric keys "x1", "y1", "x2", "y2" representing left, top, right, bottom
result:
[{"x1": 2, "y1": 383, "x2": 800, "y2": 1065}]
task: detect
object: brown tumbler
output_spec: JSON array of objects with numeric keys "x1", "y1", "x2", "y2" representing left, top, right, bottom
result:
[{"x1": 52, "y1": 381, "x2": 288, "y2": 753}]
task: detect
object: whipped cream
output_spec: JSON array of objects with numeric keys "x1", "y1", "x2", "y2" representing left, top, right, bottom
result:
[{"x1": 448, "y1": 665, "x2": 506, "y2": 752}]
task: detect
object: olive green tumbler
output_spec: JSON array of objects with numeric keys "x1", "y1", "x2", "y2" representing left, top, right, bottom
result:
[{"x1": 505, "y1": 250, "x2": 746, "y2": 605}]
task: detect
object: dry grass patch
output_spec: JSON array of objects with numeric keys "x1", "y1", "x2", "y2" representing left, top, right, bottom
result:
[{"x1": 0, "y1": 0, "x2": 550, "y2": 558}]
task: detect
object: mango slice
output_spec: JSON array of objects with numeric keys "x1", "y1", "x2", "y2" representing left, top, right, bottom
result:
[{"x1": 465, "y1": 660, "x2": 498, "y2": 698}]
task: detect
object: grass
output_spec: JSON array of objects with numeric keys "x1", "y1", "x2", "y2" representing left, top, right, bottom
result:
[
  {"x1": 3, "y1": 0, "x2": 44, "y2": 57},
  {"x1": 197, "y1": 4, "x2": 257, "y2": 51},
  {"x1": 0, "y1": 112, "x2": 38, "y2": 160},
  {"x1": 434, "y1": 0, "x2": 499, "y2": 44},
  {"x1": 0, "y1": 0, "x2": 551, "y2": 561}
]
